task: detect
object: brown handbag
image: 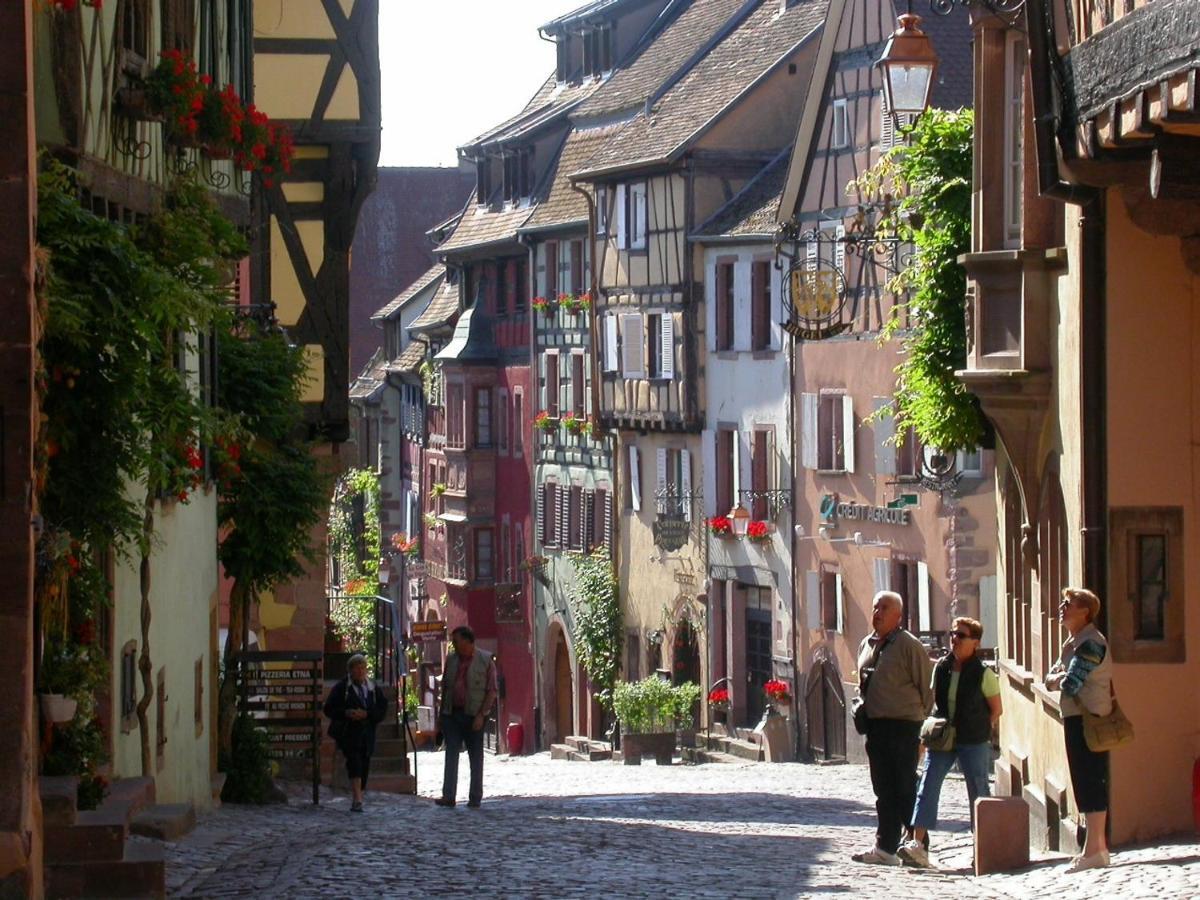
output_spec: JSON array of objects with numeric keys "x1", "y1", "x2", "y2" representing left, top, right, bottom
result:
[{"x1": 1081, "y1": 684, "x2": 1134, "y2": 752}]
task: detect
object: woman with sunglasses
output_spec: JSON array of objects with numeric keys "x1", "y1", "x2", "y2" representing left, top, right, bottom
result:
[{"x1": 899, "y1": 617, "x2": 1001, "y2": 869}]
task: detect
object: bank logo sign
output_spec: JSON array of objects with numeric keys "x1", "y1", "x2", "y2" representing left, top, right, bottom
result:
[{"x1": 819, "y1": 493, "x2": 911, "y2": 526}]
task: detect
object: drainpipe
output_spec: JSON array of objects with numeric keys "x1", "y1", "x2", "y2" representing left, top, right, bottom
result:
[{"x1": 1026, "y1": 0, "x2": 1107, "y2": 598}]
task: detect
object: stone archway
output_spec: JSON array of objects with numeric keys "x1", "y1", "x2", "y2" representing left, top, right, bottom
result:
[{"x1": 543, "y1": 618, "x2": 576, "y2": 746}]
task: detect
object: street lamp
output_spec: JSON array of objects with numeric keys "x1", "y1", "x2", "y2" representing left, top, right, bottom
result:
[
  {"x1": 728, "y1": 504, "x2": 751, "y2": 538},
  {"x1": 877, "y1": 11, "x2": 938, "y2": 116}
]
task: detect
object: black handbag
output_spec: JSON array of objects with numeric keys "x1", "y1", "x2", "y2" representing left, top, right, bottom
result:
[{"x1": 853, "y1": 635, "x2": 891, "y2": 735}]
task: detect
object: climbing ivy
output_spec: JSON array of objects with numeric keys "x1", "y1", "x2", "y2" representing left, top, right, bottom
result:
[
  {"x1": 851, "y1": 108, "x2": 983, "y2": 452},
  {"x1": 326, "y1": 468, "x2": 382, "y2": 657},
  {"x1": 568, "y1": 550, "x2": 623, "y2": 710}
]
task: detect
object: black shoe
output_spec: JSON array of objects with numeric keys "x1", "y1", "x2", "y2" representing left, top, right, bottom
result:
[
  {"x1": 434, "y1": 797, "x2": 456, "y2": 807},
  {"x1": 467, "y1": 800, "x2": 481, "y2": 809},
  {"x1": 350, "y1": 802, "x2": 363, "y2": 813}
]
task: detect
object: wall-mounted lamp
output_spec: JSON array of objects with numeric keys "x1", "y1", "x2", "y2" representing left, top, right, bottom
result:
[
  {"x1": 877, "y1": 11, "x2": 938, "y2": 116},
  {"x1": 729, "y1": 504, "x2": 751, "y2": 538}
]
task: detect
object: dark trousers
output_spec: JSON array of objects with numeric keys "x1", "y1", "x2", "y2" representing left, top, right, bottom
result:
[
  {"x1": 865, "y1": 717, "x2": 922, "y2": 854},
  {"x1": 1063, "y1": 715, "x2": 1109, "y2": 814},
  {"x1": 441, "y1": 710, "x2": 484, "y2": 804},
  {"x1": 344, "y1": 745, "x2": 371, "y2": 789}
]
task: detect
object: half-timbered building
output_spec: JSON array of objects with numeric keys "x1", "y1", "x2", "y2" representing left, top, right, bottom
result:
[
  {"x1": 958, "y1": 0, "x2": 1200, "y2": 848},
  {"x1": 775, "y1": 0, "x2": 985, "y2": 765}
]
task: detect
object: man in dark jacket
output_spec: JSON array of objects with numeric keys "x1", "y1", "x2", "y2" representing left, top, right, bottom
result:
[{"x1": 323, "y1": 653, "x2": 388, "y2": 812}]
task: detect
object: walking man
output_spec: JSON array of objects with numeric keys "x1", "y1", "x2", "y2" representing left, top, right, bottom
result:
[
  {"x1": 435, "y1": 626, "x2": 497, "y2": 808},
  {"x1": 852, "y1": 591, "x2": 933, "y2": 865}
]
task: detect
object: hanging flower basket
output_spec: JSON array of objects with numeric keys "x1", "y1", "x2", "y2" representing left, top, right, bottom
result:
[
  {"x1": 39, "y1": 693, "x2": 78, "y2": 725},
  {"x1": 707, "y1": 687, "x2": 730, "y2": 712},
  {"x1": 706, "y1": 516, "x2": 732, "y2": 538},
  {"x1": 764, "y1": 679, "x2": 792, "y2": 705},
  {"x1": 746, "y1": 520, "x2": 772, "y2": 543}
]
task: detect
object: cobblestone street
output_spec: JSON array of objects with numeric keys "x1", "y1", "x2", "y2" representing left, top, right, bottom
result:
[{"x1": 161, "y1": 754, "x2": 1200, "y2": 899}]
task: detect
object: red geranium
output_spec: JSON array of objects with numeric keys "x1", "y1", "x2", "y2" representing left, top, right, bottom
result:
[
  {"x1": 764, "y1": 679, "x2": 791, "y2": 703},
  {"x1": 746, "y1": 520, "x2": 770, "y2": 542},
  {"x1": 706, "y1": 516, "x2": 732, "y2": 537},
  {"x1": 708, "y1": 687, "x2": 730, "y2": 705}
]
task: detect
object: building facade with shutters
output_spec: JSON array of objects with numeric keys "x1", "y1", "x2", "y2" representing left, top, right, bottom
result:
[
  {"x1": 774, "y1": 0, "x2": 992, "y2": 765},
  {"x1": 957, "y1": 0, "x2": 1200, "y2": 849}
]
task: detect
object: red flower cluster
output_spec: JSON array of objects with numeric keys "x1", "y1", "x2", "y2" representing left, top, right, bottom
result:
[
  {"x1": 213, "y1": 435, "x2": 243, "y2": 492},
  {"x1": 50, "y1": 0, "x2": 104, "y2": 11},
  {"x1": 706, "y1": 515, "x2": 732, "y2": 536},
  {"x1": 746, "y1": 520, "x2": 770, "y2": 541},
  {"x1": 531, "y1": 296, "x2": 551, "y2": 311},
  {"x1": 764, "y1": 679, "x2": 791, "y2": 702},
  {"x1": 708, "y1": 687, "x2": 730, "y2": 705},
  {"x1": 147, "y1": 50, "x2": 294, "y2": 183},
  {"x1": 534, "y1": 411, "x2": 557, "y2": 433}
]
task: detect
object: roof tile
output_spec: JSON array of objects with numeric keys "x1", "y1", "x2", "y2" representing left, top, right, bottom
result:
[
  {"x1": 371, "y1": 264, "x2": 445, "y2": 321},
  {"x1": 408, "y1": 278, "x2": 461, "y2": 333},
  {"x1": 694, "y1": 149, "x2": 789, "y2": 237}
]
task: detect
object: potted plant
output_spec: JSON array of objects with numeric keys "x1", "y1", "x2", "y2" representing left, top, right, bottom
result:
[
  {"x1": 534, "y1": 411, "x2": 557, "y2": 433},
  {"x1": 764, "y1": 679, "x2": 792, "y2": 709},
  {"x1": 145, "y1": 49, "x2": 205, "y2": 146},
  {"x1": 707, "y1": 686, "x2": 730, "y2": 712},
  {"x1": 706, "y1": 515, "x2": 732, "y2": 538},
  {"x1": 561, "y1": 412, "x2": 585, "y2": 435},
  {"x1": 423, "y1": 511, "x2": 438, "y2": 531},
  {"x1": 531, "y1": 296, "x2": 553, "y2": 314},
  {"x1": 613, "y1": 677, "x2": 698, "y2": 765},
  {"x1": 746, "y1": 520, "x2": 772, "y2": 544},
  {"x1": 430, "y1": 482, "x2": 447, "y2": 498},
  {"x1": 38, "y1": 639, "x2": 106, "y2": 724}
]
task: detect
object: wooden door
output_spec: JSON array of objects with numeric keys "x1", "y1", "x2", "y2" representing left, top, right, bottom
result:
[
  {"x1": 745, "y1": 609, "x2": 771, "y2": 725},
  {"x1": 554, "y1": 633, "x2": 573, "y2": 742}
]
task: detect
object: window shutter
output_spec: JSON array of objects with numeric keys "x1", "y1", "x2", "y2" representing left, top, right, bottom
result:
[
  {"x1": 631, "y1": 182, "x2": 647, "y2": 249},
  {"x1": 805, "y1": 572, "x2": 821, "y2": 631},
  {"x1": 620, "y1": 314, "x2": 644, "y2": 377},
  {"x1": 628, "y1": 445, "x2": 641, "y2": 511},
  {"x1": 917, "y1": 561, "x2": 931, "y2": 632},
  {"x1": 604, "y1": 314, "x2": 619, "y2": 372},
  {"x1": 583, "y1": 489, "x2": 596, "y2": 550},
  {"x1": 842, "y1": 394, "x2": 855, "y2": 473},
  {"x1": 655, "y1": 447, "x2": 667, "y2": 511},
  {"x1": 835, "y1": 573, "x2": 845, "y2": 633},
  {"x1": 660, "y1": 312, "x2": 674, "y2": 379},
  {"x1": 602, "y1": 489, "x2": 613, "y2": 553},
  {"x1": 615, "y1": 185, "x2": 627, "y2": 249},
  {"x1": 680, "y1": 449, "x2": 692, "y2": 521},
  {"x1": 558, "y1": 482, "x2": 569, "y2": 549},
  {"x1": 874, "y1": 556, "x2": 892, "y2": 593},
  {"x1": 569, "y1": 486, "x2": 582, "y2": 550},
  {"x1": 701, "y1": 428, "x2": 715, "y2": 517},
  {"x1": 801, "y1": 393, "x2": 819, "y2": 469},
  {"x1": 537, "y1": 485, "x2": 547, "y2": 545},
  {"x1": 880, "y1": 95, "x2": 895, "y2": 150},
  {"x1": 873, "y1": 396, "x2": 895, "y2": 476}
]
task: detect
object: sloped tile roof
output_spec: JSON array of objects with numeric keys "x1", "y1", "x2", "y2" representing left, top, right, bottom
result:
[
  {"x1": 522, "y1": 126, "x2": 622, "y2": 231},
  {"x1": 575, "y1": 0, "x2": 829, "y2": 177},
  {"x1": 436, "y1": 202, "x2": 535, "y2": 254},
  {"x1": 574, "y1": 0, "x2": 745, "y2": 119},
  {"x1": 407, "y1": 278, "x2": 461, "y2": 333},
  {"x1": 694, "y1": 148, "x2": 789, "y2": 238},
  {"x1": 349, "y1": 348, "x2": 388, "y2": 402},
  {"x1": 388, "y1": 339, "x2": 428, "y2": 375},
  {"x1": 371, "y1": 264, "x2": 444, "y2": 322}
]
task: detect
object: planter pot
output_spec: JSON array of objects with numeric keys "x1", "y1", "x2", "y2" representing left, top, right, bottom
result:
[
  {"x1": 113, "y1": 87, "x2": 164, "y2": 123},
  {"x1": 621, "y1": 731, "x2": 675, "y2": 766},
  {"x1": 39, "y1": 693, "x2": 77, "y2": 724}
]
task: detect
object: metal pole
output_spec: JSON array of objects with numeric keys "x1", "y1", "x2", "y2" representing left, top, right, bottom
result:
[{"x1": 312, "y1": 658, "x2": 320, "y2": 805}]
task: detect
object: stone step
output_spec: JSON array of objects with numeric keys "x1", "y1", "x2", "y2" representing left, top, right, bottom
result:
[
  {"x1": 364, "y1": 773, "x2": 416, "y2": 795},
  {"x1": 39, "y1": 776, "x2": 79, "y2": 828},
  {"x1": 681, "y1": 746, "x2": 744, "y2": 765},
  {"x1": 45, "y1": 838, "x2": 165, "y2": 899},
  {"x1": 44, "y1": 807, "x2": 128, "y2": 864},
  {"x1": 130, "y1": 804, "x2": 196, "y2": 842},
  {"x1": 550, "y1": 743, "x2": 572, "y2": 761},
  {"x1": 725, "y1": 737, "x2": 765, "y2": 762}
]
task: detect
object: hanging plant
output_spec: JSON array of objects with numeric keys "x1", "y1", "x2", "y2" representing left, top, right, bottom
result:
[
  {"x1": 430, "y1": 482, "x2": 447, "y2": 497},
  {"x1": 568, "y1": 550, "x2": 622, "y2": 710}
]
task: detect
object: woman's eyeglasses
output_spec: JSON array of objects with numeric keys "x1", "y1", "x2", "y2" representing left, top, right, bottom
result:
[{"x1": 950, "y1": 631, "x2": 975, "y2": 641}]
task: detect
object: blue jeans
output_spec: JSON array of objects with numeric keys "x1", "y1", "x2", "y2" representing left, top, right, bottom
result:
[{"x1": 910, "y1": 742, "x2": 992, "y2": 832}]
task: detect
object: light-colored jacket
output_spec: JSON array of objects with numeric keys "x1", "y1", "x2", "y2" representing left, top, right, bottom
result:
[
  {"x1": 1050, "y1": 622, "x2": 1113, "y2": 717},
  {"x1": 441, "y1": 648, "x2": 494, "y2": 717},
  {"x1": 856, "y1": 628, "x2": 934, "y2": 722}
]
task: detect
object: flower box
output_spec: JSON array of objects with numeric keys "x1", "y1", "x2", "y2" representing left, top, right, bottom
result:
[
  {"x1": 746, "y1": 520, "x2": 772, "y2": 543},
  {"x1": 534, "y1": 412, "x2": 557, "y2": 433},
  {"x1": 620, "y1": 731, "x2": 675, "y2": 766},
  {"x1": 706, "y1": 516, "x2": 732, "y2": 538}
]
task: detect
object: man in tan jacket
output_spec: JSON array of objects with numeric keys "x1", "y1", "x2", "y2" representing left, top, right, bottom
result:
[{"x1": 852, "y1": 591, "x2": 933, "y2": 866}]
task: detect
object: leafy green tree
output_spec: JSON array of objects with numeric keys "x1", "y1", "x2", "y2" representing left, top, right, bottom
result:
[{"x1": 569, "y1": 550, "x2": 623, "y2": 712}]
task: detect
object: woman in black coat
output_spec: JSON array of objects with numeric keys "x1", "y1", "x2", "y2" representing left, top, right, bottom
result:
[{"x1": 323, "y1": 654, "x2": 388, "y2": 812}]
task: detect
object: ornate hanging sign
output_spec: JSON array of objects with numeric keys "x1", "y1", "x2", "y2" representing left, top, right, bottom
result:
[{"x1": 783, "y1": 260, "x2": 850, "y2": 340}]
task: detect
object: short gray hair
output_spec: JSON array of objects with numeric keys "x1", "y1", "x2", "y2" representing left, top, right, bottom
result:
[
  {"x1": 873, "y1": 590, "x2": 904, "y2": 612},
  {"x1": 347, "y1": 653, "x2": 368, "y2": 670}
]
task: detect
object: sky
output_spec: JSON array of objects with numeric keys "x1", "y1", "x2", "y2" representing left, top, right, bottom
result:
[{"x1": 379, "y1": 1, "x2": 581, "y2": 168}]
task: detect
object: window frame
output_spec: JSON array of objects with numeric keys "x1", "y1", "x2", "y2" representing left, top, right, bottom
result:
[
  {"x1": 474, "y1": 386, "x2": 492, "y2": 449},
  {"x1": 714, "y1": 259, "x2": 735, "y2": 352},
  {"x1": 1109, "y1": 506, "x2": 1185, "y2": 663},
  {"x1": 473, "y1": 528, "x2": 495, "y2": 583},
  {"x1": 1002, "y1": 31, "x2": 1027, "y2": 250},
  {"x1": 831, "y1": 98, "x2": 850, "y2": 151}
]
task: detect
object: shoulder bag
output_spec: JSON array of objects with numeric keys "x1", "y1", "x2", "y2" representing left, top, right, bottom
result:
[
  {"x1": 852, "y1": 636, "x2": 890, "y2": 735},
  {"x1": 1082, "y1": 683, "x2": 1134, "y2": 752}
]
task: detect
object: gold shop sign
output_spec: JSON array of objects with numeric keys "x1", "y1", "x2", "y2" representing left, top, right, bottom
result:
[{"x1": 784, "y1": 263, "x2": 850, "y2": 340}]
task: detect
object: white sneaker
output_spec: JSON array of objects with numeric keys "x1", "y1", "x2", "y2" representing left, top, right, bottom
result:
[
  {"x1": 1066, "y1": 850, "x2": 1109, "y2": 872},
  {"x1": 852, "y1": 845, "x2": 902, "y2": 866},
  {"x1": 898, "y1": 838, "x2": 931, "y2": 868}
]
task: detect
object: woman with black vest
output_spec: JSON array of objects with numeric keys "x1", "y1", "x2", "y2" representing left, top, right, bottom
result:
[{"x1": 899, "y1": 617, "x2": 1001, "y2": 869}]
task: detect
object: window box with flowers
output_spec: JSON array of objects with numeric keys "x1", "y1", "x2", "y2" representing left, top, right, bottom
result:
[
  {"x1": 764, "y1": 679, "x2": 792, "y2": 707},
  {"x1": 746, "y1": 520, "x2": 772, "y2": 544},
  {"x1": 561, "y1": 292, "x2": 592, "y2": 315},
  {"x1": 391, "y1": 531, "x2": 420, "y2": 559},
  {"x1": 706, "y1": 516, "x2": 732, "y2": 538},
  {"x1": 561, "y1": 412, "x2": 586, "y2": 435},
  {"x1": 531, "y1": 296, "x2": 554, "y2": 314},
  {"x1": 534, "y1": 411, "x2": 557, "y2": 434},
  {"x1": 707, "y1": 687, "x2": 730, "y2": 712}
]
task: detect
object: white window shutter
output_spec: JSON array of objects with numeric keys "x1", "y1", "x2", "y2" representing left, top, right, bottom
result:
[
  {"x1": 655, "y1": 447, "x2": 667, "y2": 507},
  {"x1": 873, "y1": 396, "x2": 895, "y2": 476},
  {"x1": 680, "y1": 449, "x2": 692, "y2": 521},
  {"x1": 805, "y1": 572, "x2": 821, "y2": 631},
  {"x1": 604, "y1": 314, "x2": 620, "y2": 372},
  {"x1": 629, "y1": 445, "x2": 641, "y2": 511},
  {"x1": 615, "y1": 185, "x2": 627, "y2": 250},
  {"x1": 835, "y1": 573, "x2": 845, "y2": 633},
  {"x1": 917, "y1": 561, "x2": 931, "y2": 632},
  {"x1": 701, "y1": 429, "x2": 715, "y2": 517},
  {"x1": 873, "y1": 556, "x2": 891, "y2": 593},
  {"x1": 539, "y1": 354, "x2": 548, "y2": 410},
  {"x1": 842, "y1": 394, "x2": 855, "y2": 473},
  {"x1": 660, "y1": 312, "x2": 675, "y2": 379},
  {"x1": 631, "y1": 182, "x2": 647, "y2": 249},
  {"x1": 801, "y1": 393, "x2": 818, "y2": 469}
]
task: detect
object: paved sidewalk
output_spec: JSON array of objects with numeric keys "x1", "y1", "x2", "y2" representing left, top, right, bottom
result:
[{"x1": 161, "y1": 753, "x2": 1200, "y2": 899}]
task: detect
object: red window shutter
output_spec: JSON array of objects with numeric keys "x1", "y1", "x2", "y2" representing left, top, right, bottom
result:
[
  {"x1": 546, "y1": 242, "x2": 558, "y2": 298},
  {"x1": 752, "y1": 430, "x2": 769, "y2": 520},
  {"x1": 570, "y1": 241, "x2": 584, "y2": 295},
  {"x1": 716, "y1": 264, "x2": 730, "y2": 351},
  {"x1": 751, "y1": 261, "x2": 769, "y2": 351},
  {"x1": 572, "y1": 353, "x2": 585, "y2": 417}
]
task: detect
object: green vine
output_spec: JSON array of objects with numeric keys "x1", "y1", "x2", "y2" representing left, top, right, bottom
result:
[
  {"x1": 326, "y1": 469, "x2": 382, "y2": 657},
  {"x1": 568, "y1": 550, "x2": 623, "y2": 710},
  {"x1": 851, "y1": 108, "x2": 983, "y2": 452}
]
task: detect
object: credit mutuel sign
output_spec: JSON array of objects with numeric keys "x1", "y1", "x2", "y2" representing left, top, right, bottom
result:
[{"x1": 819, "y1": 494, "x2": 911, "y2": 526}]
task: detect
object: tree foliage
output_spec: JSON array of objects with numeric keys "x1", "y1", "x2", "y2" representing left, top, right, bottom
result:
[
  {"x1": 568, "y1": 550, "x2": 623, "y2": 710},
  {"x1": 852, "y1": 108, "x2": 982, "y2": 452}
]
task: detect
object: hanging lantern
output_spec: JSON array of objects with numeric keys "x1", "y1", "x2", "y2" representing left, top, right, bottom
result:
[{"x1": 877, "y1": 13, "x2": 938, "y2": 116}]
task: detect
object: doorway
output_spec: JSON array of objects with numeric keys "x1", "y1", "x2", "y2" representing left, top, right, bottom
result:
[
  {"x1": 744, "y1": 587, "x2": 772, "y2": 725},
  {"x1": 805, "y1": 656, "x2": 847, "y2": 761},
  {"x1": 552, "y1": 629, "x2": 573, "y2": 743},
  {"x1": 672, "y1": 618, "x2": 700, "y2": 686}
]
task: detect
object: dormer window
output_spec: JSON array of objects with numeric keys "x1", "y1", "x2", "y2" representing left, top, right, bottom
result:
[
  {"x1": 476, "y1": 158, "x2": 493, "y2": 206},
  {"x1": 557, "y1": 38, "x2": 571, "y2": 83},
  {"x1": 503, "y1": 149, "x2": 534, "y2": 205},
  {"x1": 583, "y1": 25, "x2": 612, "y2": 79}
]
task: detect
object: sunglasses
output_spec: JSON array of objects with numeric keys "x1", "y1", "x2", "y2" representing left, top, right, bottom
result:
[{"x1": 950, "y1": 631, "x2": 976, "y2": 640}]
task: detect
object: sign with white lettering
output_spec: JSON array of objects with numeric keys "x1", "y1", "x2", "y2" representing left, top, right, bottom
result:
[{"x1": 819, "y1": 493, "x2": 911, "y2": 527}]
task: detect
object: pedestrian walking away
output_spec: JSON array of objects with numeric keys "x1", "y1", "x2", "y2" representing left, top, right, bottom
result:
[
  {"x1": 851, "y1": 591, "x2": 934, "y2": 867},
  {"x1": 323, "y1": 653, "x2": 389, "y2": 812},
  {"x1": 1045, "y1": 587, "x2": 1118, "y2": 873},
  {"x1": 436, "y1": 626, "x2": 498, "y2": 809},
  {"x1": 900, "y1": 616, "x2": 1002, "y2": 869}
]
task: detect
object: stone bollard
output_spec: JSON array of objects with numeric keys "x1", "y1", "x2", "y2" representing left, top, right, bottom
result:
[{"x1": 974, "y1": 796, "x2": 1030, "y2": 875}]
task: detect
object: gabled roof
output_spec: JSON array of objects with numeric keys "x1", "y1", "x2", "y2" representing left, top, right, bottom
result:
[
  {"x1": 407, "y1": 278, "x2": 461, "y2": 334},
  {"x1": 388, "y1": 339, "x2": 428, "y2": 376},
  {"x1": 541, "y1": 0, "x2": 655, "y2": 34},
  {"x1": 573, "y1": 0, "x2": 746, "y2": 120},
  {"x1": 349, "y1": 348, "x2": 388, "y2": 403},
  {"x1": 436, "y1": 203, "x2": 536, "y2": 255},
  {"x1": 434, "y1": 305, "x2": 498, "y2": 365},
  {"x1": 573, "y1": 0, "x2": 829, "y2": 178},
  {"x1": 521, "y1": 126, "x2": 622, "y2": 232},
  {"x1": 465, "y1": 82, "x2": 602, "y2": 152},
  {"x1": 371, "y1": 265, "x2": 444, "y2": 322},
  {"x1": 693, "y1": 148, "x2": 790, "y2": 239}
]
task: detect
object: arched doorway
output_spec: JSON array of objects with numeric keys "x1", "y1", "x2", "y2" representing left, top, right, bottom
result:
[
  {"x1": 805, "y1": 653, "x2": 846, "y2": 761},
  {"x1": 547, "y1": 626, "x2": 574, "y2": 744},
  {"x1": 672, "y1": 619, "x2": 701, "y2": 686}
]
